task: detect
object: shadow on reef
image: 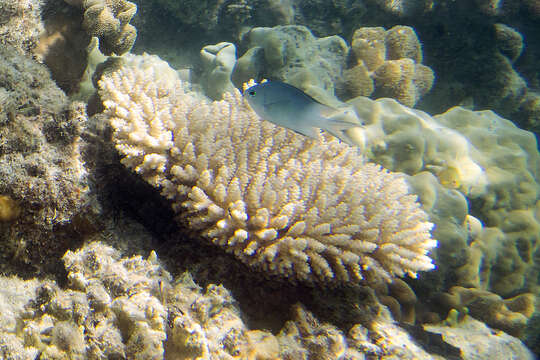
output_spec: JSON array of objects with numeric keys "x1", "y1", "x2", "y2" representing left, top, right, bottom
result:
[{"x1": 91, "y1": 154, "x2": 373, "y2": 334}]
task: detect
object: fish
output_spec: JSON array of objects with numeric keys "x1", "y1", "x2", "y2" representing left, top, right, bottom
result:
[
  {"x1": 437, "y1": 166, "x2": 461, "y2": 189},
  {"x1": 243, "y1": 81, "x2": 359, "y2": 145}
]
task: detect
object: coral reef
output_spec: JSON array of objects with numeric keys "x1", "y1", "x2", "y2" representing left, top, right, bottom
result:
[
  {"x1": 0, "y1": 241, "x2": 252, "y2": 359},
  {"x1": 0, "y1": 45, "x2": 89, "y2": 275},
  {"x1": 345, "y1": 25, "x2": 435, "y2": 107},
  {"x1": 494, "y1": 23, "x2": 524, "y2": 63},
  {"x1": 233, "y1": 25, "x2": 349, "y2": 105},
  {"x1": 64, "y1": 0, "x2": 137, "y2": 55},
  {"x1": 0, "y1": 0, "x2": 44, "y2": 54},
  {"x1": 343, "y1": 94, "x2": 539, "y2": 335},
  {"x1": 200, "y1": 42, "x2": 237, "y2": 100},
  {"x1": 425, "y1": 316, "x2": 536, "y2": 360},
  {"x1": 375, "y1": 278, "x2": 418, "y2": 324},
  {"x1": 436, "y1": 286, "x2": 536, "y2": 338},
  {"x1": 98, "y1": 53, "x2": 437, "y2": 285},
  {"x1": 0, "y1": 241, "x2": 532, "y2": 359},
  {"x1": 372, "y1": 0, "x2": 433, "y2": 17},
  {"x1": 0, "y1": 195, "x2": 21, "y2": 222},
  {"x1": 35, "y1": 1, "x2": 92, "y2": 94},
  {"x1": 150, "y1": 0, "x2": 228, "y2": 32}
]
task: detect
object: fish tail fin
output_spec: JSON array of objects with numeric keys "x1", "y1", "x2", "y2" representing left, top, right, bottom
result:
[
  {"x1": 324, "y1": 119, "x2": 358, "y2": 146},
  {"x1": 323, "y1": 107, "x2": 361, "y2": 146}
]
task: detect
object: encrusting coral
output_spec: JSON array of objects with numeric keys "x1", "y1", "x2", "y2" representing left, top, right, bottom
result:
[
  {"x1": 0, "y1": 0, "x2": 44, "y2": 54},
  {"x1": 0, "y1": 241, "x2": 531, "y2": 359},
  {"x1": 0, "y1": 241, "x2": 260, "y2": 359},
  {"x1": 98, "y1": 53, "x2": 437, "y2": 285},
  {"x1": 0, "y1": 44, "x2": 89, "y2": 275}
]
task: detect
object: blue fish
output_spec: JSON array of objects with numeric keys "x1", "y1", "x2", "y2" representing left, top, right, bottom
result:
[{"x1": 244, "y1": 81, "x2": 358, "y2": 145}]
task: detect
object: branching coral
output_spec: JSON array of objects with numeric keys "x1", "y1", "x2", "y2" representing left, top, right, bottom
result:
[{"x1": 98, "y1": 53, "x2": 437, "y2": 285}]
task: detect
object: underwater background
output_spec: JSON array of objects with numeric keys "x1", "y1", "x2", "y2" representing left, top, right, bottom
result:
[{"x1": 0, "y1": 0, "x2": 539, "y2": 358}]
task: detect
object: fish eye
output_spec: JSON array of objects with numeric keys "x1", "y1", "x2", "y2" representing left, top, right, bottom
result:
[{"x1": 248, "y1": 90, "x2": 256, "y2": 96}]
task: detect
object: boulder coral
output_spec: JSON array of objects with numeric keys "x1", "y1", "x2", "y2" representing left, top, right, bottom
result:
[
  {"x1": 233, "y1": 25, "x2": 349, "y2": 106},
  {"x1": 346, "y1": 25, "x2": 435, "y2": 107},
  {"x1": 345, "y1": 95, "x2": 540, "y2": 321},
  {"x1": 98, "y1": 53, "x2": 437, "y2": 285}
]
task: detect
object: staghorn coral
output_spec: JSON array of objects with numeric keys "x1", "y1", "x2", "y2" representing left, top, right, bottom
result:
[
  {"x1": 346, "y1": 25, "x2": 434, "y2": 107},
  {"x1": 64, "y1": 0, "x2": 137, "y2": 55},
  {"x1": 98, "y1": 53, "x2": 437, "y2": 285}
]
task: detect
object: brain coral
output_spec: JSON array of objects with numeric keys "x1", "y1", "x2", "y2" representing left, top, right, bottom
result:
[{"x1": 98, "y1": 53, "x2": 437, "y2": 284}]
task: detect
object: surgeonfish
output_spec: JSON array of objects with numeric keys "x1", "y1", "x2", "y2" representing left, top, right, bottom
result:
[{"x1": 244, "y1": 81, "x2": 358, "y2": 145}]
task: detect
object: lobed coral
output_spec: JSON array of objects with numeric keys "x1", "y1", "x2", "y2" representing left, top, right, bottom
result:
[
  {"x1": 64, "y1": 0, "x2": 137, "y2": 55},
  {"x1": 346, "y1": 25, "x2": 434, "y2": 107},
  {"x1": 435, "y1": 286, "x2": 536, "y2": 338},
  {"x1": 344, "y1": 94, "x2": 540, "y2": 332},
  {"x1": 200, "y1": 42, "x2": 237, "y2": 100},
  {"x1": 372, "y1": 0, "x2": 433, "y2": 17},
  {"x1": 98, "y1": 53, "x2": 437, "y2": 285},
  {"x1": 34, "y1": 2, "x2": 92, "y2": 95}
]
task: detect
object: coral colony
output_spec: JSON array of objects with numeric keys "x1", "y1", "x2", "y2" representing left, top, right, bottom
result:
[{"x1": 0, "y1": 0, "x2": 538, "y2": 358}]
